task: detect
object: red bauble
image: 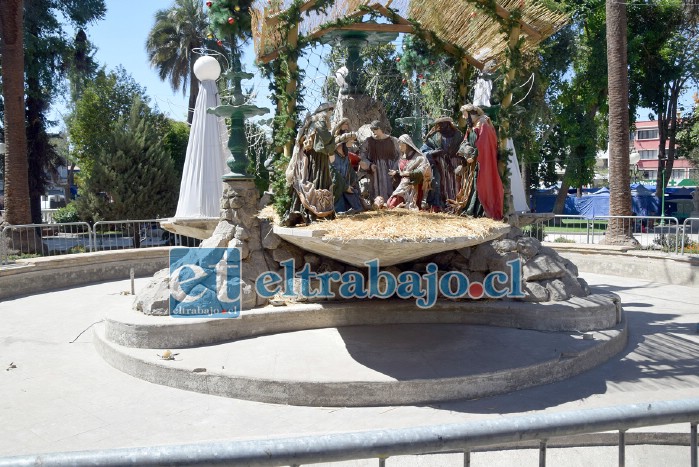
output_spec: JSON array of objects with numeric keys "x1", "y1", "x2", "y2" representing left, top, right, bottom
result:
[
  {"x1": 206, "y1": 1, "x2": 212, "y2": 7},
  {"x1": 417, "y1": 73, "x2": 423, "y2": 79},
  {"x1": 401, "y1": 79, "x2": 407, "y2": 84},
  {"x1": 228, "y1": 17, "x2": 235, "y2": 24},
  {"x1": 217, "y1": 40, "x2": 223, "y2": 46},
  {"x1": 395, "y1": 57, "x2": 401, "y2": 62}
]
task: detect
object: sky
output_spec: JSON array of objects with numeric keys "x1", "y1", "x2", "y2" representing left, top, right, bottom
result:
[
  {"x1": 53, "y1": 0, "x2": 269, "y2": 128},
  {"x1": 51, "y1": 0, "x2": 697, "y2": 130}
]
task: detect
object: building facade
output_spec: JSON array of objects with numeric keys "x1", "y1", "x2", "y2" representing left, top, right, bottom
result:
[{"x1": 632, "y1": 120, "x2": 697, "y2": 185}]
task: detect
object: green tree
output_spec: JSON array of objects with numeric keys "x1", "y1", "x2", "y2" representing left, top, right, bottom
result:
[
  {"x1": 628, "y1": 0, "x2": 699, "y2": 196},
  {"x1": 161, "y1": 119, "x2": 190, "y2": 184},
  {"x1": 398, "y1": 35, "x2": 459, "y2": 123},
  {"x1": 75, "y1": 98, "x2": 178, "y2": 223},
  {"x1": 146, "y1": 0, "x2": 209, "y2": 125},
  {"x1": 63, "y1": 29, "x2": 100, "y2": 201},
  {"x1": 507, "y1": 26, "x2": 577, "y2": 198},
  {"x1": 245, "y1": 120, "x2": 273, "y2": 195},
  {"x1": 676, "y1": 102, "x2": 699, "y2": 167},
  {"x1": 69, "y1": 67, "x2": 149, "y2": 177},
  {"x1": 551, "y1": 0, "x2": 609, "y2": 213},
  {"x1": 65, "y1": 29, "x2": 100, "y2": 106},
  {"x1": 23, "y1": 0, "x2": 105, "y2": 223}
]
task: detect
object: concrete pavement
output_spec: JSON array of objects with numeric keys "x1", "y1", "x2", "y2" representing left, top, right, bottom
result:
[{"x1": 1, "y1": 272, "x2": 698, "y2": 464}]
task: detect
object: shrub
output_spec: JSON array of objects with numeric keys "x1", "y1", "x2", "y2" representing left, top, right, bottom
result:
[
  {"x1": 653, "y1": 233, "x2": 695, "y2": 253},
  {"x1": 52, "y1": 203, "x2": 80, "y2": 223}
]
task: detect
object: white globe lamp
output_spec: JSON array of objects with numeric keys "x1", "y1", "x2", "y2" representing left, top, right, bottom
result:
[
  {"x1": 193, "y1": 55, "x2": 221, "y2": 82},
  {"x1": 629, "y1": 151, "x2": 641, "y2": 165}
]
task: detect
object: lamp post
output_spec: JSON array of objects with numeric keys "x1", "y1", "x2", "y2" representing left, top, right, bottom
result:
[
  {"x1": 629, "y1": 151, "x2": 640, "y2": 184},
  {"x1": 659, "y1": 157, "x2": 667, "y2": 226}
]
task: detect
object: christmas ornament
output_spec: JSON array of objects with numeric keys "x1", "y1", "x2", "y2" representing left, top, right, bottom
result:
[
  {"x1": 234, "y1": 5, "x2": 241, "y2": 11},
  {"x1": 206, "y1": 1, "x2": 212, "y2": 6},
  {"x1": 217, "y1": 39, "x2": 223, "y2": 46},
  {"x1": 228, "y1": 17, "x2": 235, "y2": 24}
]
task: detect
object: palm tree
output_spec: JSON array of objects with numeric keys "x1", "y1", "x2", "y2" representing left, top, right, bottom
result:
[
  {"x1": 0, "y1": 0, "x2": 31, "y2": 225},
  {"x1": 603, "y1": 0, "x2": 637, "y2": 246},
  {"x1": 146, "y1": 0, "x2": 209, "y2": 125}
]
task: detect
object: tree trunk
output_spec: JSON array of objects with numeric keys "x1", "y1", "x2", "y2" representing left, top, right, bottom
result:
[
  {"x1": 655, "y1": 80, "x2": 682, "y2": 197},
  {"x1": 552, "y1": 176, "x2": 570, "y2": 214},
  {"x1": 26, "y1": 87, "x2": 46, "y2": 225},
  {"x1": 602, "y1": 0, "x2": 638, "y2": 246},
  {"x1": 0, "y1": 0, "x2": 31, "y2": 225}
]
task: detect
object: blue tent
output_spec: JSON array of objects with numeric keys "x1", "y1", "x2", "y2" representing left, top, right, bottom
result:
[{"x1": 531, "y1": 185, "x2": 661, "y2": 217}]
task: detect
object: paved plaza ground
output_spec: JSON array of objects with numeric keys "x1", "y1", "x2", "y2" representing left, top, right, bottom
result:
[{"x1": 0, "y1": 271, "x2": 698, "y2": 465}]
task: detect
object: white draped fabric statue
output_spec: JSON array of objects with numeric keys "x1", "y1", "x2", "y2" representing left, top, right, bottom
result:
[
  {"x1": 473, "y1": 74, "x2": 530, "y2": 212},
  {"x1": 174, "y1": 56, "x2": 230, "y2": 218}
]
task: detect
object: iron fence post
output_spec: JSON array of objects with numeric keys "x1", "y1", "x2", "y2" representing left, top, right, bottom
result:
[
  {"x1": 539, "y1": 439, "x2": 547, "y2": 467},
  {"x1": 691, "y1": 422, "x2": 697, "y2": 467},
  {"x1": 618, "y1": 429, "x2": 626, "y2": 467}
]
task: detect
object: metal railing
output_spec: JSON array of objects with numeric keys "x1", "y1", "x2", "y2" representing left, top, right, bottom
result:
[
  {"x1": 0, "y1": 219, "x2": 194, "y2": 265},
  {"x1": 91, "y1": 220, "x2": 175, "y2": 252},
  {"x1": 1, "y1": 222, "x2": 93, "y2": 264},
  {"x1": 681, "y1": 217, "x2": 699, "y2": 255},
  {"x1": 2, "y1": 214, "x2": 695, "y2": 265},
  {"x1": 0, "y1": 398, "x2": 697, "y2": 466},
  {"x1": 523, "y1": 215, "x2": 683, "y2": 253}
]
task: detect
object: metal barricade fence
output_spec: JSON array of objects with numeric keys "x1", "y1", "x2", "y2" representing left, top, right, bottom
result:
[
  {"x1": 91, "y1": 219, "x2": 176, "y2": 252},
  {"x1": 0, "y1": 219, "x2": 193, "y2": 265},
  {"x1": 0, "y1": 398, "x2": 697, "y2": 467},
  {"x1": 0, "y1": 222, "x2": 93, "y2": 265},
  {"x1": 523, "y1": 215, "x2": 681, "y2": 252},
  {"x1": 681, "y1": 218, "x2": 699, "y2": 255},
  {"x1": 593, "y1": 216, "x2": 680, "y2": 252}
]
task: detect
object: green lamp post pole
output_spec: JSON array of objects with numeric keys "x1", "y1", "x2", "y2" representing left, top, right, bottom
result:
[
  {"x1": 209, "y1": 43, "x2": 269, "y2": 180},
  {"x1": 660, "y1": 159, "x2": 666, "y2": 226}
]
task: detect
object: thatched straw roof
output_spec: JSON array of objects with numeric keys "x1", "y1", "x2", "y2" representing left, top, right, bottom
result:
[{"x1": 252, "y1": 0, "x2": 569, "y2": 68}]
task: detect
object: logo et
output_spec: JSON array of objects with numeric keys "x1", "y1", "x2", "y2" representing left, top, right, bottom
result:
[{"x1": 169, "y1": 247, "x2": 242, "y2": 318}]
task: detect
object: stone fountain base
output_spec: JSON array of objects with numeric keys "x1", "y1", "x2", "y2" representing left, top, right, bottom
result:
[{"x1": 100, "y1": 178, "x2": 628, "y2": 406}]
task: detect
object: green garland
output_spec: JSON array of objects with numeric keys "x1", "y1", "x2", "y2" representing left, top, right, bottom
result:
[{"x1": 263, "y1": 0, "x2": 337, "y2": 216}]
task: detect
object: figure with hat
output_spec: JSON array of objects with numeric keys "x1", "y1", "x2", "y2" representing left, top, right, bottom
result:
[
  {"x1": 282, "y1": 103, "x2": 337, "y2": 225},
  {"x1": 421, "y1": 116, "x2": 464, "y2": 211},
  {"x1": 330, "y1": 131, "x2": 365, "y2": 214},
  {"x1": 332, "y1": 117, "x2": 361, "y2": 170},
  {"x1": 451, "y1": 103, "x2": 504, "y2": 220},
  {"x1": 386, "y1": 135, "x2": 432, "y2": 210}
]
